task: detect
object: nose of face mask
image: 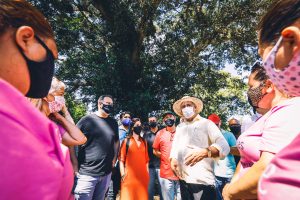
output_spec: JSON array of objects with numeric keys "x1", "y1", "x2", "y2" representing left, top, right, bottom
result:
[
  {"x1": 165, "y1": 119, "x2": 175, "y2": 127},
  {"x1": 20, "y1": 36, "x2": 55, "y2": 98},
  {"x1": 149, "y1": 121, "x2": 157, "y2": 128},
  {"x1": 182, "y1": 106, "x2": 195, "y2": 119},
  {"x1": 102, "y1": 104, "x2": 113, "y2": 114},
  {"x1": 48, "y1": 96, "x2": 65, "y2": 113},
  {"x1": 229, "y1": 125, "x2": 241, "y2": 135},
  {"x1": 133, "y1": 126, "x2": 142, "y2": 134},
  {"x1": 122, "y1": 118, "x2": 132, "y2": 126},
  {"x1": 263, "y1": 36, "x2": 300, "y2": 97}
]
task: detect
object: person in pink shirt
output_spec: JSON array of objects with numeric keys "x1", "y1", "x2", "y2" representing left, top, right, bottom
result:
[
  {"x1": 255, "y1": 1, "x2": 300, "y2": 199},
  {"x1": 0, "y1": 1, "x2": 73, "y2": 199},
  {"x1": 222, "y1": 63, "x2": 300, "y2": 200},
  {"x1": 153, "y1": 111, "x2": 181, "y2": 200}
]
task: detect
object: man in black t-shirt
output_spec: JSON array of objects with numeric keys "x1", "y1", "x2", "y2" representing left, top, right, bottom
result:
[
  {"x1": 74, "y1": 95, "x2": 119, "y2": 200},
  {"x1": 143, "y1": 114, "x2": 163, "y2": 200}
]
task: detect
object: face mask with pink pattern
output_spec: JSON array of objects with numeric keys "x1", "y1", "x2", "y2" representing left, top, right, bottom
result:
[
  {"x1": 263, "y1": 36, "x2": 300, "y2": 97},
  {"x1": 48, "y1": 96, "x2": 65, "y2": 113}
]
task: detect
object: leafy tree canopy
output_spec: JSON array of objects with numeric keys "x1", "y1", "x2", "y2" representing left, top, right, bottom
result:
[{"x1": 29, "y1": 0, "x2": 273, "y2": 121}]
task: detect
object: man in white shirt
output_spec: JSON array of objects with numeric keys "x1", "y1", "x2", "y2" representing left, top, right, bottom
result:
[{"x1": 170, "y1": 96, "x2": 230, "y2": 200}]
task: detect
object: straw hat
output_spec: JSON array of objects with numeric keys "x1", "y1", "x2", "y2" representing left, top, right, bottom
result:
[{"x1": 172, "y1": 96, "x2": 203, "y2": 117}]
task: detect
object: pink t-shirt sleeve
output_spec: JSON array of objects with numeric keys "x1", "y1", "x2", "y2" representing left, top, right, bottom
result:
[
  {"x1": 259, "y1": 133, "x2": 300, "y2": 200},
  {"x1": 260, "y1": 102, "x2": 300, "y2": 154}
]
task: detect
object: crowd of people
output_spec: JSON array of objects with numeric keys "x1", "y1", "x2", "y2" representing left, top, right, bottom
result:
[{"x1": 1, "y1": 0, "x2": 300, "y2": 200}]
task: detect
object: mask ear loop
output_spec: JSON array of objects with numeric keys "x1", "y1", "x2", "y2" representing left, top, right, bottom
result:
[{"x1": 34, "y1": 36, "x2": 55, "y2": 59}]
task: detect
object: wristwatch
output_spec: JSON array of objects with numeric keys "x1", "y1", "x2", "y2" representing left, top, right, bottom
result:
[{"x1": 206, "y1": 147, "x2": 212, "y2": 158}]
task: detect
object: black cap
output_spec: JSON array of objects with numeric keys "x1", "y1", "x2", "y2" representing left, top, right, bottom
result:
[{"x1": 162, "y1": 111, "x2": 176, "y2": 119}]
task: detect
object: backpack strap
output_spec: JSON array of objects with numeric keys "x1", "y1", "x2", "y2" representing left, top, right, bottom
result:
[
  {"x1": 126, "y1": 137, "x2": 130, "y2": 157},
  {"x1": 124, "y1": 137, "x2": 131, "y2": 168}
]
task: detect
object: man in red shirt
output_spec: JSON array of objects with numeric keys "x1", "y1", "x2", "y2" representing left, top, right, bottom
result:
[{"x1": 153, "y1": 111, "x2": 181, "y2": 200}]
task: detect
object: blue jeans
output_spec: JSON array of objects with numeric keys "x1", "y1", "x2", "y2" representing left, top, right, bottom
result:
[
  {"x1": 74, "y1": 173, "x2": 112, "y2": 200},
  {"x1": 215, "y1": 176, "x2": 231, "y2": 200},
  {"x1": 148, "y1": 168, "x2": 163, "y2": 200},
  {"x1": 159, "y1": 177, "x2": 181, "y2": 200}
]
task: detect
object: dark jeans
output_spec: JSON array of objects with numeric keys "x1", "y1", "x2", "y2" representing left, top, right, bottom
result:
[
  {"x1": 215, "y1": 176, "x2": 231, "y2": 200},
  {"x1": 179, "y1": 180, "x2": 216, "y2": 200},
  {"x1": 106, "y1": 165, "x2": 121, "y2": 200},
  {"x1": 148, "y1": 167, "x2": 163, "y2": 200}
]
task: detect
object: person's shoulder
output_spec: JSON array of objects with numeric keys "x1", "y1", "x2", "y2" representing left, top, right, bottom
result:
[
  {"x1": 223, "y1": 130, "x2": 235, "y2": 138},
  {"x1": 155, "y1": 128, "x2": 165, "y2": 138},
  {"x1": 77, "y1": 114, "x2": 96, "y2": 123},
  {"x1": 105, "y1": 116, "x2": 118, "y2": 123},
  {"x1": 271, "y1": 97, "x2": 300, "y2": 113},
  {"x1": 157, "y1": 128, "x2": 166, "y2": 134}
]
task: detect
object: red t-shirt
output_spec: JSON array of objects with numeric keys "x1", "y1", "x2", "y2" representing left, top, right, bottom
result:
[{"x1": 153, "y1": 128, "x2": 178, "y2": 180}]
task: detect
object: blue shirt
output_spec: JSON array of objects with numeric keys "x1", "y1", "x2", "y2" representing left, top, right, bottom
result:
[
  {"x1": 214, "y1": 130, "x2": 236, "y2": 178},
  {"x1": 119, "y1": 127, "x2": 127, "y2": 143}
]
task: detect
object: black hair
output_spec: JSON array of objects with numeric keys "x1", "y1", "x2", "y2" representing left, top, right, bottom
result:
[
  {"x1": 120, "y1": 111, "x2": 131, "y2": 120},
  {"x1": 258, "y1": 0, "x2": 300, "y2": 45},
  {"x1": 98, "y1": 95, "x2": 113, "y2": 104},
  {"x1": 251, "y1": 62, "x2": 269, "y2": 82},
  {"x1": 148, "y1": 113, "x2": 157, "y2": 119}
]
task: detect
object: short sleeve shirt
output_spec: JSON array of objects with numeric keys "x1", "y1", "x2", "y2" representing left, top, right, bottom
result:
[
  {"x1": 214, "y1": 130, "x2": 236, "y2": 178},
  {"x1": 0, "y1": 79, "x2": 73, "y2": 200},
  {"x1": 258, "y1": 133, "x2": 300, "y2": 200},
  {"x1": 237, "y1": 97, "x2": 300, "y2": 178},
  {"x1": 143, "y1": 131, "x2": 160, "y2": 168},
  {"x1": 77, "y1": 114, "x2": 119, "y2": 176},
  {"x1": 153, "y1": 128, "x2": 178, "y2": 180}
]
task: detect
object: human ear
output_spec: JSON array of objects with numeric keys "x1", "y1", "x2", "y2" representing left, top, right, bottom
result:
[
  {"x1": 281, "y1": 26, "x2": 300, "y2": 54},
  {"x1": 264, "y1": 79, "x2": 275, "y2": 93},
  {"x1": 15, "y1": 26, "x2": 35, "y2": 53}
]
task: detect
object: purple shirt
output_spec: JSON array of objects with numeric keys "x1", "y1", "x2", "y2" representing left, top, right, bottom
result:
[{"x1": 0, "y1": 79, "x2": 73, "y2": 200}]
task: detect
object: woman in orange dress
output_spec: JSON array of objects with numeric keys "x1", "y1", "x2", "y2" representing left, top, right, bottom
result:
[{"x1": 119, "y1": 118, "x2": 150, "y2": 200}]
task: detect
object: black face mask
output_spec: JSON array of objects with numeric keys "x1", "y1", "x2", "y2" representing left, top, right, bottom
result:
[
  {"x1": 165, "y1": 119, "x2": 175, "y2": 127},
  {"x1": 133, "y1": 126, "x2": 142, "y2": 135},
  {"x1": 19, "y1": 36, "x2": 55, "y2": 98},
  {"x1": 149, "y1": 121, "x2": 157, "y2": 128},
  {"x1": 102, "y1": 104, "x2": 113, "y2": 114},
  {"x1": 229, "y1": 125, "x2": 241, "y2": 136}
]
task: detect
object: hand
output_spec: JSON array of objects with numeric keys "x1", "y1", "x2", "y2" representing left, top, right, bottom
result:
[
  {"x1": 170, "y1": 158, "x2": 184, "y2": 179},
  {"x1": 72, "y1": 165, "x2": 79, "y2": 176},
  {"x1": 61, "y1": 104, "x2": 68, "y2": 114},
  {"x1": 184, "y1": 146, "x2": 208, "y2": 166},
  {"x1": 49, "y1": 112, "x2": 64, "y2": 123},
  {"x1": 112, "y1": 158, "x2": 117, "y2": 168},
  {"x1": 222, "y1": 183, "x2": 233, "y2": 200},
  {"x1": 121, "y1": 172, "x2": 127, "y2": 182}
]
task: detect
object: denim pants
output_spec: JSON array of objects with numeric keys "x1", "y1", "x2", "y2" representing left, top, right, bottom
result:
[
  {"x1": 159, "y1": 177, "x2": 181, "y2": 200},
  {"x1": 106, "y1": 166, "x2": 121, "y2": 200},
  {"x1": 74, "y1": 173, "x2": 112, "y2": 200},
  {"x1": 215, "y1": 176, "x2": 231, "y2": 200},
  {"x1": 179, "y1": 180, "x2": 216, "y2": 200},
  {"x1": 148, "y1": 168, "x2": 163, "y2": 200}
]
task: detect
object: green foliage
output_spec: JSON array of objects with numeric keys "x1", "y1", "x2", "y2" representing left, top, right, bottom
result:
[
  {"x1": 64, "y1": 93, "x2": 87, "y2": 123},
  {"x1": 29, "y1": 0, "x2": 273, "y2": 120}
]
